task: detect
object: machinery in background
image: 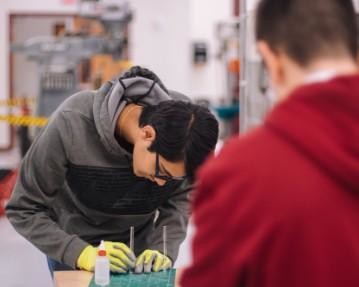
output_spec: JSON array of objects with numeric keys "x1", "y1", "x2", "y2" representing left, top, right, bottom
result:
[
  {"x1": 10, "y1": 0, "x2": 132, "y2": 157},
  {"x1": 214, "y1": 19, "x2": 241, "y2": 139},
  {"x1": 11, "y1": 0, "x2": 132, "y2": 118},
  {"x1": 238, "y1": 0, "x2": 271, "y2": 133},
  {"x1": 210, "y1": 0, "x2": 272, "y2": 139},
  {"x1": 79, "y1": 0, "x2": 132, "y2": 60}
]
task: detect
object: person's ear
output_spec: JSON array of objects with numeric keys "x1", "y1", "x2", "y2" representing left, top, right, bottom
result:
[
  {"x1": 257, "y1": 41, "x2": 285, "y2": 89},
  {"x1": 140, "y1": 125, "x2": 156, "y2": 144}
]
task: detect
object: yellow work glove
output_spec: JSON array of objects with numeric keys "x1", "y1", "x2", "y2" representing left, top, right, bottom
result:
[
  {"x1": 77, "y1": 241, "x2": 136, "y2": 273},
  {"x1": 134, "y1": 249, "x2": 172, "y2": 273}
]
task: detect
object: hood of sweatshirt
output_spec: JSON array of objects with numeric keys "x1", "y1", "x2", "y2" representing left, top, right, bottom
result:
[
  {"x1": 93, "y1": 76, "x2": 189, "y2": 156},
  {"x1": 266, "y1": 74, "x2": 359, "y2": 191}
]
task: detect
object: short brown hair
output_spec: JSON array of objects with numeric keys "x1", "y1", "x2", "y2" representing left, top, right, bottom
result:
[{"x1": 256, "y1": 0, "x2": 358, "y2": 66}]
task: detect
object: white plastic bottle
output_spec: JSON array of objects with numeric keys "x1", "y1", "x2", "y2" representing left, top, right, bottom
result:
[{"x1": 95, "y1": 241, "x2": 110, "y2": 286}]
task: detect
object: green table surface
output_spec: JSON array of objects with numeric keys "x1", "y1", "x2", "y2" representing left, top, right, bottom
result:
[{"x1": 89, "y1": 269, "x2": 176, "y2": 287}]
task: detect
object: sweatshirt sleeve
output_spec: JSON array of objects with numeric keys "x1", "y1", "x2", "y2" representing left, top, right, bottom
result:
[
  {"x1": 179, "y1": 155, "x2": 266, "y2": 287},
  {"x1": 148, "y1": 180, "x2": 192, "y2": 262},
  {"x1": 5, "y1": 110, "x2": 88, "y2": 269}
]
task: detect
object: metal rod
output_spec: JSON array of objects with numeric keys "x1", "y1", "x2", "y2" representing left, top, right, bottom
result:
[
  {"x1": 239, "y1": 0, "x2": 248, "y2": 133},
  {"x1": 163, "y1": 226, "x2": 167, "y2": 258},
  {"x1": 130, "y1": 226, "x2": 134, "y2": 253}
]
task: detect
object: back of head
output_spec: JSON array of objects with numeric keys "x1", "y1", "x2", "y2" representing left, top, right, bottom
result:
[
  {"x1": 256, "y1": 0, "x2": 358, "y2": 66},
  {"x1": 139, "y1": 101, "x2": 219, "y2": 182}
]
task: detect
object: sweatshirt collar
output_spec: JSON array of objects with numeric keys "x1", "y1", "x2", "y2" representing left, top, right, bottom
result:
[{"x1": 304, "y1": 69, "x2": 338, "y2": 85}]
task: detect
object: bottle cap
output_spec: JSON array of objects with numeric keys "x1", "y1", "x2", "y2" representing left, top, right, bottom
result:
[{"x1": 99, "y1": 240, "x2": 105, "y2": 251}]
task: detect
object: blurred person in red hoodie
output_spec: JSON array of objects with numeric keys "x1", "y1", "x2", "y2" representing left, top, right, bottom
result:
[{"x1": 181, "y1": 0, "x2": 359, "y2": 286}]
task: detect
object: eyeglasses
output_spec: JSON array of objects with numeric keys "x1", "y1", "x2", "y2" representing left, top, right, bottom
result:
[{"x1": 154, "y1": 153, "x2": 186, "y2": 182}]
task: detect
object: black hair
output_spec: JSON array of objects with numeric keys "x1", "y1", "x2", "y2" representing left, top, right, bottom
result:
[
  {"x1": 256, "y1": 0, "x2": 358, "y2": 66},
  {"x1": 120, "y1": 66, "x2": 169, "y2": 93},
  {"x1": 139, "y1": 101, "x2": 219, "y2": 182}
]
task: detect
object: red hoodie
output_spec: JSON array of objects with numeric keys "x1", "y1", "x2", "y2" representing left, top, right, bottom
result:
[{"x1": 181, "y1": 74, "x2": 359, "y2": 287}]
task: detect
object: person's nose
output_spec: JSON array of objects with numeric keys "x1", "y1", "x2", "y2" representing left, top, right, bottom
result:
[{"x1": 154, "y1": 178, "x2": 166, "y2": 186}]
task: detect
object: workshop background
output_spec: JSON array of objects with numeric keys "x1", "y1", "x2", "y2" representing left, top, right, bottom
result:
[
  {"x1": 0, "y1": 1, "x2": 240, "y2": 286},
  {"x1": 1, "y1": 0, "x2": 358, "y2": 286}
]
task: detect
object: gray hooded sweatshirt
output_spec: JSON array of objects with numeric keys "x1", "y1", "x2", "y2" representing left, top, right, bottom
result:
[{"x1": 6, "y1": 76, "x2": 192, "y2": 269}]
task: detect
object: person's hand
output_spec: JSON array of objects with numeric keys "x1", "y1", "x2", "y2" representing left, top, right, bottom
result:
[
  {"x1": 76, "y1": 245, "x2": 97, "y2": 272},
  {"x1": 77, "y1": 241, "x2": 136, "y2": 273},
  {"x1": 134, "y1": 249, "x2": 172, "y2": 273}
]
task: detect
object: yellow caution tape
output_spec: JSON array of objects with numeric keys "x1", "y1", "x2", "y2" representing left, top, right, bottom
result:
[
  {"x1": 0, "y1": 97, "x2": 36, "y2": 107},
  {"x1": 0, "y1": 115, "x2": 48, "y2": 127}
]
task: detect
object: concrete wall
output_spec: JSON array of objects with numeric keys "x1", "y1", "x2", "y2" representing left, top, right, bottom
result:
[
  {"x1": 189, "y1": 0, "x2": 232, "y2": 103},
  {"x1": 130, "y1": 0, "x2": 191, "y2": 96}
]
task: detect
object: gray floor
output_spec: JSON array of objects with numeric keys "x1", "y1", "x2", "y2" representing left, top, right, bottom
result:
[
  {"x1": 0, "y1": 148, "x2": 193, "y2": 287},
  {"x1": 1, "y1": 147, "x2": 53, "y2": 286},
  {"x1": 0, "y1": 217, "x2": 53, "y2": 287}
]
